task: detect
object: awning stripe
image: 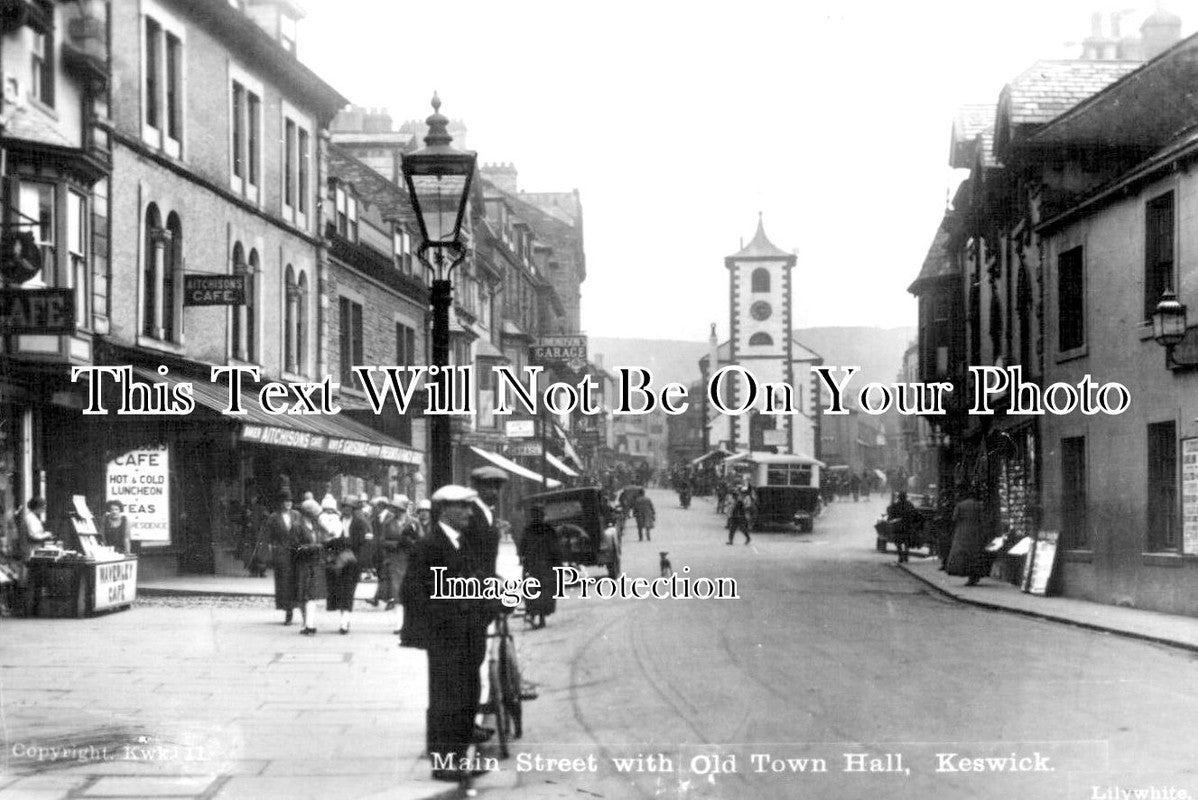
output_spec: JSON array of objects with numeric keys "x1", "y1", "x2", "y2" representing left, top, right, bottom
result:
[
  {"x1": 470, "y1": 446, "x2": 561, "y2": 488},
  {"x1": 130, "y1": 367, "x2": 422, "y2": 465},
  {"x1": 545, "y1": 452, "x2": 579, "y2": 478}
]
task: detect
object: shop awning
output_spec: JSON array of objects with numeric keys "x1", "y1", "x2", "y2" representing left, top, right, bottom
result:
[
  {"x1": 545, "y1": 452, "x2": 578, "y2": 478},
  {"x1": 130, "y1": 367, "x2": 423, "y2": 466},
  {"x1": 690, "y1": 448, "x2": 732, "y2": 466},
  {"x1": 722, "y1": 451, "x2": 752, "y2": 464},
  {"x1": 469, "y1": 446, "x2": 561, "y2": 488}
]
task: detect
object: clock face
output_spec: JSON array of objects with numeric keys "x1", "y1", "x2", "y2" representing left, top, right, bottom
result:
[{"x1": 750, "y1": 301, "x2": 772, "y2": 321}]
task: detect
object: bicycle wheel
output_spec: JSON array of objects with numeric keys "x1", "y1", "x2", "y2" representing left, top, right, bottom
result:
[{"x1": 488, "y1": 653, "x2": 510, "y2": 759}]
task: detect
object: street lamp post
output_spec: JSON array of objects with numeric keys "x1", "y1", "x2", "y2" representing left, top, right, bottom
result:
[
  {"x1": 402, "y1": 93, "x2": 477, "y2": 493},
  {"x1": 1151, "y1": 288, "x2": 1195, "y2": 368}
]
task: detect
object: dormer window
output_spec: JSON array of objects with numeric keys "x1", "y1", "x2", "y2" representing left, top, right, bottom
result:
[
  {"x1": 334, "y1": 183, "x2": 357, "y2": 241},
  {"x1": 393, "y1": 225, "x2": 412, "y2": 274},
  {"x1": 280, "y1": 13, "x2": 297, "y2": 55}
]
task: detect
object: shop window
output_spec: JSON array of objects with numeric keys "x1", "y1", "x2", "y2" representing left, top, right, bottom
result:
[
  {"x1": 1060, "y1": 436, "x2": 1087, "y2": 549},
  {"x1": 1144, "y1": 191, "x2": 1174, "y2": 321},
  {"x1": 751, "y1": 268, "x2": 770, "y2": 293},
  {"x1": 1146, "y1": 420, "x2": 1178, "y2": 552},
  {"x1": 1057, "y1": 247, "x2": 1084, "y2": 353},
  {"x1": 17, "y1": 181, "x2": 55, "y2": 287},
  {"x1": 338, "y1": 297, "x2": 363, "y2": 385},
  {"x1": 31, "y1": 28, "x2": 54, "y2": 109}
]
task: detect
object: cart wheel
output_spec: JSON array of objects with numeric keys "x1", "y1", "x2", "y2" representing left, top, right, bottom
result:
[
  {"x1": 74, "y1": 575, "x2": 89, "y2": 618},
  {"x1": 488, "y1": 657, "x2": 510, "y2": 759},
  {"x1": 875, "y1": 537, "x2": 887, "y2": 553}
]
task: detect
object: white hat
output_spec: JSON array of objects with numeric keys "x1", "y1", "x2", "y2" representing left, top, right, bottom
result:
[
  {"x1": 431, "y1": 485, "x2": 478, "y2": 504},
  {"x1": 299, "y1": 499, "x2": 322, "y2": 519},
  {"x1": 370, "y1": 495, "x2": 389, "y2": 506},
  {"x1": 416, "y1": 499, "x2": 432, "y2": 511},
  {"x1": 320, "y1": 493, "x2": 338, "y2": 511},
  {"x1": 391, "y1": 493, "x2": 410, "y2": 509}
]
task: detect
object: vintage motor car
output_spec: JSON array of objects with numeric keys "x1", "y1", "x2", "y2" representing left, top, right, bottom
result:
[{"x1": 521, "y1": 486, "x2": 622, "y2": 578}]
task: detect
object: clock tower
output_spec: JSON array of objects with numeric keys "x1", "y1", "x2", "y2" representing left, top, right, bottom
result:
[{"x1": 725, "y1": 214, "x2": 797, "y2": 453}]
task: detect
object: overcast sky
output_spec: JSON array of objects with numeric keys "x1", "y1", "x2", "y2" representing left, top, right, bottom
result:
[{"x1": 299, "y1": 1, "x2": 1193, "y2": 342}]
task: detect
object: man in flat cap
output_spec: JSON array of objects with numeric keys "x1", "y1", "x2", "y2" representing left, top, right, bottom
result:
[{"x1": 400, "y1": 485, "x2": 493, "y2": 782}]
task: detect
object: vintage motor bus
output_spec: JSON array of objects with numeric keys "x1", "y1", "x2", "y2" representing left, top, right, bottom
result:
[{"x1": 726, "y1": 453, "x2": 824, "y2": 532}]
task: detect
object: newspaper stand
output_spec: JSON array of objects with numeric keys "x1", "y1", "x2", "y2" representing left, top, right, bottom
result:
[{"x1": 25, "y1": 499, "x2": 138, "y2": 618}]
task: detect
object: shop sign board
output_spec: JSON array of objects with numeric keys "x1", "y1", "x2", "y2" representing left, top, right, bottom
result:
[
  {"x1": 508, "y1": 441, "x2": 543, "y2": 457},
  {"x1": 1182, "y1": 438, "x2": 1198, "y2": 554},
  {"x1": 505, "y1": 419, "x2": 535, "y2": 439},
  {"x1": 0, "y1": 288, "x2": 75, "y2": 334},
  {"x1": 531, "y1": 335, "x2": 588, "y2": 372},
  {"x1": 93, "y1": 559, "x2": 138, "y2": 611},
  {"x1": 106, "y1": 444, "x2": 170, "y2": 543},
  {"x1": 1023, "y1": 530, "x2": 1059, "y2": 596},
  {"x1": 242, "y1": 424, "x2": 424, "y2": 465},
  {"x1": 183, "y1": 274, "x2": 246, "y2": 306}
]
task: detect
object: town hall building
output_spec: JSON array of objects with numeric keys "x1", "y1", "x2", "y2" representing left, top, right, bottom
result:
[{"x1": 702, "y1": 216, "x2": 823, "y2": 459}]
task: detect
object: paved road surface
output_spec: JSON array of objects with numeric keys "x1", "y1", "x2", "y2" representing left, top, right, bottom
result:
[{"x1": 492, "y1": 490, "x2": 1198, "y2": 800}]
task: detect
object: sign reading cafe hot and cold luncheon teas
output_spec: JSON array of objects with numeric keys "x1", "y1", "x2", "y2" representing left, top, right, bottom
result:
[{"x1": 105, "y1": 444, "x2": 171, "y2": 544}]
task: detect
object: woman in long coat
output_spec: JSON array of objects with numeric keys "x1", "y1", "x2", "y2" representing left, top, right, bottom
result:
[
  {"x1": 947, "y1": 486, "x2": 991, "y2": 586},
  {"x1": 294, "y1": 498, "x2": 328, "y2": 634},
  {"x1": 322, "y1": 495, "x2": 358, "y2": 634},
  {"x1": 519, "y1": 507, "x2": 563, "y2": 629},
  {"x1": 260, "y1": 489, "x2": 302, "y2": 624}
]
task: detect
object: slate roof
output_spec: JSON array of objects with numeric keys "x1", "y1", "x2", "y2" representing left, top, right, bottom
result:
[
  {"x1": 909, "y1": 225, "x2": 956, "y2": 293},
  {"x1": 4, "y1": 105, "x2": 74, "y2": 148},
  {"x1": 953, "y1": 104, "x2": 994, "y2": 142},
  {"x1": 1007, "y1": 60, "x2": 1141, "y2": 125},
  {"x1": 728, "y1": 216, "x2": 792, "y2": 259}
]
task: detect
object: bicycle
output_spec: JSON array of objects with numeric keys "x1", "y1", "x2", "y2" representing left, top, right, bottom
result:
[{"x1": 481, "y1": 610, "x2": 523, "y2": 758}]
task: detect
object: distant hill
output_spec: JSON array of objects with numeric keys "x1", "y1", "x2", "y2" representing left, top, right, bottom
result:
[{"x1": 590, "y1": 327, "x2": 916, "y2": 388}]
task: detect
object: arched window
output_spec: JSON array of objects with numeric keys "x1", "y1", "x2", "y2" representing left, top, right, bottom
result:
[
  {"x1": 142, "y1": 203, "x2": 161, "y2": 337},
  {"x1": 751, "y1": 268, "x2": 770, "y2": 293},
  {"x1": 164, "y1": 212, "x2": 182, "y2": 341},
  {"x1": 284, "y1": 265, "x2": 296, "y2": 373},
  {"x1": 749, "y1": 332, "x2": 773, "y2": 346},
  {"x1": 297, "y1": 271, "x2": 308, "y2": 373},
  {"x1": 245, "y1": 249, "x2": 258, "y2": 361},
  {"x1": 231, "y1": 243, "x2": 259, "y2": 361}
]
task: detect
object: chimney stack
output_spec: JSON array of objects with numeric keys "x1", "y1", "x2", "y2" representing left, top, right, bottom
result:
[{"x1": 1140, "y1": 4, "x2": 1182, "y2": 61}]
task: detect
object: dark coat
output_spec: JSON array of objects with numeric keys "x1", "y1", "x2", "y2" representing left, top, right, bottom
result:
[
  {"x1": 377, "y1": 514, "x2": 419, "y2": 603},
  {"x1": 632, "y1": 495, "x2": 656, "y2": 529},
  {"x1": 293, "y1": 519, "x2": 327, "y2": 603},
  {"x1": 400, "y1": 523, "x2": 491, "y2": 761},
  {"x1": 519, "y1": 521, "x2": 563, "y2": 616},
  {"x1": 260, "y1": 509, "x2": 302, "y2": 610},
  {"x1": 886, "y1": 498, "x2": 919, "y2": 545},
  {"x1": 947, "y1": 498, "x2": 990, "y2": 578},
  {"x1": 324, "y1": 535, "x2": 359, "y2": 612}
]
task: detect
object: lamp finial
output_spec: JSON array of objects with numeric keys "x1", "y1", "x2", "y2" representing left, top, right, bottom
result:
[{"x1": 424, "y1": 93, "x2": 452, "y2": 148}]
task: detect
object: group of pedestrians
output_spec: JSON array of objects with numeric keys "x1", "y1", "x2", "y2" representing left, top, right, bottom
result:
[{"x1": 261, "y1": 488, "x2": 432, "y2": 635}]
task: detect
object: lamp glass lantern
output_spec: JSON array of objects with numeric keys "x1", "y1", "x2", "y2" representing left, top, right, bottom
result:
[
  {"x1": 1152, "y1": 288, "x2": 1187, "y2": 348},
  {"x1": 401, "y1": 94, "x2": 476, "y2": 278}
]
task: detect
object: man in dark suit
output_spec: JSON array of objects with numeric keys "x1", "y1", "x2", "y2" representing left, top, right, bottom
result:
[
  {"x1": 400, "y1": 485, "x2": 493, "y2": 783},
  {"x1": 259, "y1": 489, "x2": 302, "y2": 625}
]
